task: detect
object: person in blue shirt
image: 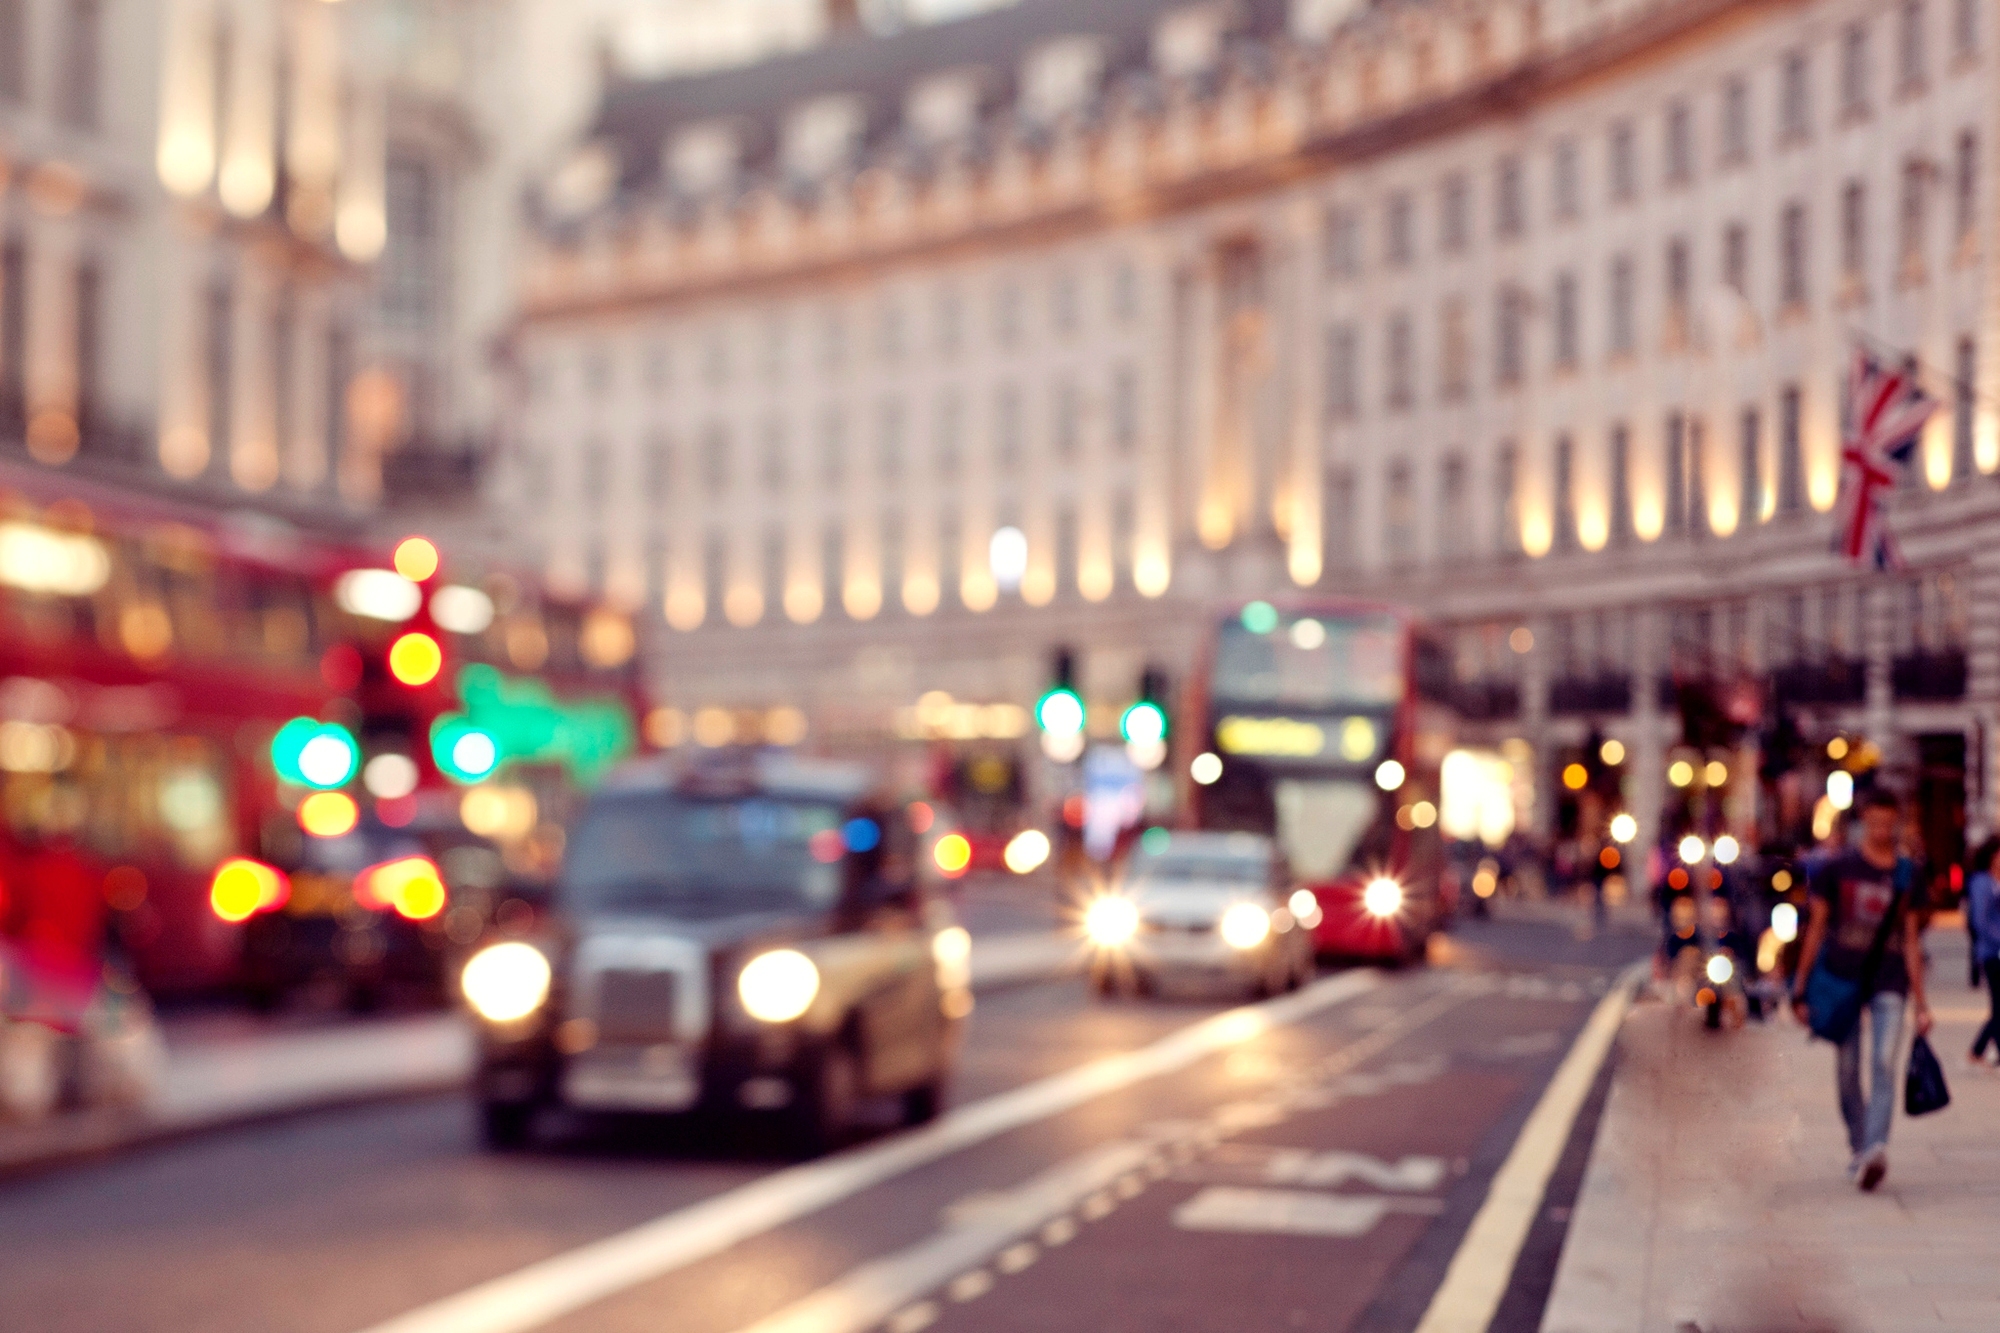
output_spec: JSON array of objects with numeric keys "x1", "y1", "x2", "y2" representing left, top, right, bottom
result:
[{"x1": 1967, "y1": 836, "x2": 2000, "y2": 1068}]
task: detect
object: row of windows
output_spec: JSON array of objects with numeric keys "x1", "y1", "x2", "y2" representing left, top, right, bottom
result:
[
  {"x1": 1323, "y1": 0, "x2": 1979, "y2": 277},
  {"x1": 1325, "y1": 151, "x2": 1978, "y2": 414},
  {"x1": 547, "y1": 264, "x2": 1143, "y2": 400},
  {"x1": 0, "y1": 0, "x2": 101, "y2": 132},
  {"x1": 565, "y1": 370, "x2": 1144, "y2": 506}
]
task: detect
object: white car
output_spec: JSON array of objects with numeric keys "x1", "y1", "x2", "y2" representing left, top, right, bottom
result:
[{"x1": 1085, "y1": 831, "x2": 1316, "y2": 1000}]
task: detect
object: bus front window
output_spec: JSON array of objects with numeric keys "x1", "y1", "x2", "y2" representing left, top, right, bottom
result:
[{"x1": 1273, "y1": 780, "x2": 1382, "y2": 883}]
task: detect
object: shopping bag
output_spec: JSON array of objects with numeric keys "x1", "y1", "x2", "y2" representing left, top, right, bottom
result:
[{"x1": 1905, "y1": 1034, "x2": 1951, "y2": 1116}]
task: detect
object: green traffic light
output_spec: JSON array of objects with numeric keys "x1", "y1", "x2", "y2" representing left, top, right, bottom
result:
[
  {"x1": 431, "y1": 716, "x2": 501, "y2": 783},
  {"x1": 270, "y1": 717, "x2": 360, "y2": 789},
  {"x1": 1035, "y1": 687, "x2": 1085, "y2": 736},
  {"x1": 1120, "y1": 700, "x2": 1168, "y2": 744},
  {"x1": 1241, "y1": 601, "x2": 1280, "y2": 635}
]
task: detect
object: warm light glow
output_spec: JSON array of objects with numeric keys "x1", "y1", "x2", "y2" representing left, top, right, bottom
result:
[
  {"x1": 218, "y1": 3, "x2": 276, "y2": 216},
  {"x1": 1519, "y1": 510, "x2": 1552, "y2": 558},
  {"x1": 1362, "y1": 877, "x2": 1404, "y2": 918},
  {"x1": 961, "y1": 567, "x2": 997, "y2": 612},
  {"x1": 299, "y1": 791, "x2": 360, "y2": 838},
  {"x1": 393, "y1": 537, "x2": 440, "y2": 582},
  {"x1": 1440, "y1": 749, "x2": 1516, "y2": 847},
  {"x1": 1977, "y1": 408, "x2": 2000, "y2": 473},
  {"x1": 1924, "y1": 415, "x2": 1953, "y2": 490},
  {"x1": 1077, "y1": 558, "x2": 1113, "y2": 603},
  {"x1": 364, "y1": 754, "x2": 419, "y2": 800},
  {"x1": 461, "y1": 786, "x2": 538, "y2": 839},
  {"x1": 1004, "y1": 829, "x2": 1052, "y2": 875},
  {"x1": 784, "y1": 583, "x2": 824, "y2": 624},
  {"x1": 934, "y1": 833, "x2": 972, "y2": 876},
  {"x1": 1705, "y1": 760, "x2": 1729, "y2": 786},
  {"x1": 988, "y1": 526, "x2": 1028, "y2": 593},
  {"x1": 1191, "y1": 752, "x2": 1223, "y2": 785},
  {"x1": 1827, "y1": 736, "x2": 1850, "y2": 759},
  {"x1": 337, "y1": 569, "x2": 423, "y2": 622},
  {"x1": 358, "y1": 856, "x2": 448, "y2": 921},
  {"x1": 157, "y1": 0, "x2": 218, "y2": 195},
  {"x1": 209, "y1": 858, "x2": 288, "y2": 923},
  {"x1": 1827, "y1": 770, "x2": 1855, "y2": 810},
  {"x1": 1562, "y1": 762, "x2": 1588, "y2": 791},
  {"x1": 1600, "y1": 738, "x2": 1626, "y2": 766},
  {"x1": 1133, "y1": 548, "x2": 1171, "y2": 598},
  {"x1": 1576, "y1": 504, "x2": 1608, "y2": 552},
  {"x1": 1509, "y1": 627, "x2": 1534, "y2": 654},
  {"x1": 336, "y1": 84, "x2": 388, "y2": 261},
  {"x1": 1609, "y1": 812, "x2": 1638, "y2": 844},
  {"x1": 666, "y1": 586, "x2": 706, "y2": 631},
  {"x1": 1669, "y1": 760, "x2": 1694, "y2": 787},
  {"x1": 1807, "y1": 455, "x2": 1838, "y2": 511},
  {"x1": 843, "y1": 578, "x2": 882, "y2": 620},
  {"x1": 1288, "y1": 888, "x2": 1323, "y2": 927},
  {"x1": 1771, "y1": 902, "x2": 1800, "y2": 943},
  {"x1": 1633, "y1": 490, "x2": 1664, "y2": 541},
  {"x1": 1020, "y1": 565, "x2": 1055, "y2": 607},
  {"x1": 738, "y1": 949, "x2": 820, "y2": 1023},
  {"x1": 1705, "y1": 954, "x2": 1735, "y2": 986},
  {"x1": 1375, "y1": 759, "x2": 1406, "y2": 791},
  {"x1": 431, "y1": 585, "x2": 495, "y2": 635},
  {"x1": 0, "y1": 524, "x2": 111, "y2": 596},
  {"x1": 1678, "y1": 834, "x2": 1706, "y2": 864},
  {"x1": 1084, "y1": 896, "x2": 1140, "y2": 948},
  {"x1": 765, "y1": 706, "x2": 809, "y2": 746},
  {"x1": 388, "y1": 632, "x2": 445, "y2": 686},
  {"x1": 903, "y1": 573, "x2": 940, "y2": 616},
  {"x1": 1713, "y1": 835, "x2": 1740, "y2": 865},
  {"x1": 724, "y1": 586, "x2": 764, "y2": 627},
  {"x1": 462, "y1": 943, "x2": 552, "y2": 1024},
  {"x1": 1219, "y1": 902, "x2": 1272, "y2": 949},
  {"x1": 1708, "y1": 495, "x2": 1739, "y2": 537}
]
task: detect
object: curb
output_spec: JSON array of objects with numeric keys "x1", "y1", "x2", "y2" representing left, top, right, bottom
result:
[{"x1": 0, "y1": 938, "x2": 1080, "y2": 1184}]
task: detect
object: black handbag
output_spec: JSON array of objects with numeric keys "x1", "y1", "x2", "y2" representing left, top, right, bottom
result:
[{"x1": 1905, "y1": 1034, "x2": 1951, "y2": 1116}]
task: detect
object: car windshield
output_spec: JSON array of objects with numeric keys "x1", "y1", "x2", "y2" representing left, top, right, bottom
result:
[
  {"x1": 563, "y1": 793, "x2": 845, "y2": 918},
  {"x1": 1128, "y1": 854, "x2": 1267, "y2": 888},
  {"x1": 1213, "y1": 613, "x2": 1405, "y2": 710}
]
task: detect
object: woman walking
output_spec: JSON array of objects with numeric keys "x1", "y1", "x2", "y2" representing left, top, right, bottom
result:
[{"x1": 1967, "y1": 836, "x2": 2000, "y2": 1069}]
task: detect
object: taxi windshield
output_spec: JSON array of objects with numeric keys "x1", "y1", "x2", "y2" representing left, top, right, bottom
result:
[
  {"x1": 564, "y1": 793, "x2": 845, "y2": 918},
  {"x1": 1127, "y1": 854, "x2": 1267, "y2": 888}
]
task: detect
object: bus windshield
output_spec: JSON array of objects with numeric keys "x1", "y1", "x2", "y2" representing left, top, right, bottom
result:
[{"x1": 1212, "y1": 613, "x2": 1405, "y2": 710}]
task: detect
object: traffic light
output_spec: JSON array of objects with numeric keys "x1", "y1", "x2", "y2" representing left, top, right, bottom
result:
[
  {"x1": 1037, "y1": 645, "x2": 1086, "y2": 761},
  {"x1": 431, "y1": 716, "x2": 501, "y2": 783},
  {"x1": 271, "y1": 718, "x2": 360, "y2": 789}
]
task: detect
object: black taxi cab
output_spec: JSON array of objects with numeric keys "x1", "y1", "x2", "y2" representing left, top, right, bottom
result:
[{"x1": 460, "y1": 754, "x2": 970, "y2": 1153}]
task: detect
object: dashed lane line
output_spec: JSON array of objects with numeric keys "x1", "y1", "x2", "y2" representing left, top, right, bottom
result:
[{"x1": 352, "y1": 969, "x2": 1380, "y2": 1333}]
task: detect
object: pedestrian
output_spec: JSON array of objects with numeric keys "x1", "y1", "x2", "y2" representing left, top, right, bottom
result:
[
  {"x1": 1966, "y1": 835, "x2": 2000, "y2": 1069},
  {"x1": 1790, "y1": 787, "x2": 1932, "y2": 1192}
]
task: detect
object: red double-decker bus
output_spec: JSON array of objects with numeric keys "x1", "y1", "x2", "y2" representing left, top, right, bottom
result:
[
  {"x1": 1185, "y1": 598, "x2": 1461, "y2": 964},
  {"x1": 0, "y1": 462, "x2": 644, "y2": 1001}
]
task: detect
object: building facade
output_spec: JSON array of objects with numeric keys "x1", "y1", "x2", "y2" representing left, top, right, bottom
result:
[{"x1": 511, "y1": 0, "x2": 2000, "y2": 857}]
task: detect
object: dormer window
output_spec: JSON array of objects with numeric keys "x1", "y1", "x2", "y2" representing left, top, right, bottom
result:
[
  {"x1": 545, "y1": 143, "x2": 618, "y2": 220},
  {"x1": 1154, "y1": 5, "x2": 1229, "y2": 78},
  {"x1": 906, "y1": 69, "x2": 983, "y2": 146},
  {"x1": 1020, "y1": 36, "x2": 1105, "y2": 124},
  {"x1": 667, "y1": 121, "x2": 741, "y2": 197},
  {"x1": 783, "y1": 95, "x2": 866, "y2": 182}
]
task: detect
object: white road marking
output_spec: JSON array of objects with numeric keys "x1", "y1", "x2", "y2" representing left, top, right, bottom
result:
[
  {"x1": 945, "y1": 1270, "x2": 992, "y2": 1303},
  {"x1": 883, "y1": 1303, "x2": 937, "y2": 1333},
  {"x1": 353, "y1": 969, "x2": 1379, "y2": 1333},
  {"x1": 1267, "y1": 1150, "x2": 1449, "y2": 1192},
  {"x1": 1413, "y1": 962, "x2": 1645, "y2": 1333},
  {"x1": 1172, "y1": 1186, "x2": 1445, "y2": 1237}
]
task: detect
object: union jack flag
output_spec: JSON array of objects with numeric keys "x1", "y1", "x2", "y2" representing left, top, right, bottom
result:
[{"x1": 1833, "y1": 348, "x2": 1937, "y2": 570}]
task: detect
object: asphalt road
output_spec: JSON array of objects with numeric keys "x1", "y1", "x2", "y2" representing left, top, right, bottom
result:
[{"x1": 0, "y1": 905, "x2": 1650, "y2": 1333}]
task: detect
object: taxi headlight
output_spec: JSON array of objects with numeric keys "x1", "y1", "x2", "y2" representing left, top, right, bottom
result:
[
  {"x1": 1705, "y1": 953, "x2": 1735, "y2": 986},
  {"x1": 461, "y1": 942, "x2": 552, "y2": 1023},
  {"x1": 1084, "y1": 896, "x2": 1140, "y2": 948},
  {"x1": 1362, "y1": 877, "x2": 1404, "y2": 918},
  {"x1": 738, "y1": 949, "x2": 820, "y2": 1023},
  {"x1": 1219, "y1": 902, "x2": 1272, "y2": 950}
]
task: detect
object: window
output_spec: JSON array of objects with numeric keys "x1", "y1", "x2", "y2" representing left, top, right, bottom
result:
[
  {"x1": 1898, "y1": 1, "x2": 1927, "y2": 90},
  {"x1": 993, "y1": 282, "x2": 1022, "y2": 347},
  {"x1": 934, "y1": 287, "x2": 963, "y2": 357},
  {"x1": 1610, "y1": 121, "x2": 1639, "y2": 201},
  {"x1": 703, "y1": 331, "x2": 730, "y2": 385},
  {"x1": 0, "y1": 0, "x2": 25, "y2": 104},
  {"x1": 1384, "y1": 461, "x2": 1415, "y2": 566},
  {"x1": 1325, "y1": 207, "x2": 1361, "y2": 279},
  {"x1": 1496, "y1": 156, "x2": 1526, "y2": 238},
  {"x1": 1666, "y1": 236, "x2": 1692, "y2": 319},
  {"x1": 877, "y1": 300, "x2": 905, "y2": 361},
  {"x1": 1327, "y1": 325, "x2": 1360, "y2": 420},
  {"x1": 1778, "y1": 384, "x2": 1805, "y2": 514},
  {"x1": 701, "y1": 425, "x2": 731, "y2": 495},
  {"x1": 1780, "y1": 202, "x2": 1809, "y2": 306},
  {"x1": 645, "y1": 434, "x2": 673, "y2": 505},
  {"x1": 819, "y1": 411, "x2": 845, "y2": 487},
  {"x1": 1552, "y1": 436, "x2": 1576, "y2": 552},
  {"x1": 819, "y1": 310, "x2": 847, "y2": 371},
  {"x1": 1609, "y1": 255, "x2": 1636, "y2": 356},
  {"x1": 1439, "y1": 454, "x2": 1467, "y2": 557},
  {"x1": 1899, "y1": 158, "x2": 1928, "y2": 270},
  {"x1": 1050, "y1": 272, "x2": 1078, "y2": 336},
  {"x1": 1496, "y1": 288, "x2": 1527, "y2": 387},
  {"x1": 1739, "y1": 407, "x2": 1762, "y2": 525},
  {"x1": 1953, "y1": 336, "x2": 1976, "y2": 481},
  {"x1": 1385, "y1": 192, "x2": 1415, "y2": 267},
  {"x1": 1840, "y1": 23, "x2": 1871, "y2": 115},
  {"x1": 60, "y1": 0, "x2": 101, "y2": 130},
  {"x1": 1609, "y1": 424, "x2": 1632, "y2": 544},
  {"x1": 1841, "y1": 180, "x2": 1867, "y2": 280},
  {"x1": 1111, "y1": 366, "x2": 1138, "y2": 454},
  {"x1": 758, "y1": 422, "x2": 787, "y2": 493},
  {"x1": 75, "y1": 260, "x2": 101, "y2": 424},
  {"x1": 1663, "y1": 103, "x2": 1693, "y2": 186},
  {"x1": 1324, "y1": 468, "x2": 1357, "y2": 571},
  {"x1": 935, "y1": 391, "x2": 963, "y2": 479},
  {"x1": 206, "y1": 281, "x2": 234, "y2": 475},
  {"x1": 1385, "y1": 311, "x2": 1415, "y2": 410},
  {"x1": 1111, "y1": 262, "x2": 1139, "y2": 323},
  {"x1": 381, "y1": 158, "x2": 440, "y2": 333},
  {"x1": 643, "y1": 342, "x2": 672, "y2": 393},
  {"x1": 1440, "y1": 297, "x2": 1471, "y2": 401},
  {"x1": 1664, "y1": 412, "x2": 1688, "y2": 535},
  {"x1": 1956, "y1": 130, "x2": 1978, "y2": 242},
  {"x1": 1496, "y1": 442, "x2": 1521, "y2": 554},
  {"x1": 1440, "y1": 173, "x2": 1470, "y2": 254},
  {"x1": 1780, "y1": 49, "x2": 1811, "y2": 142},
  {"x1": 3, "y1": 241, "x2": 28, "y2": 416},
  {"x1": 994, "y1": 384, "x2": 1021, "y2": 469},
  {"x1": 1724, "y1": 222, "x2": 1749, "y2": 294},
  {"x1": 1051, "y1": 380, "x2": 1078, "y2": 461},
  {"x1": 1552, "y1": 272, "x2": 1580, "y2": 370},
  {"x1": 1720, "y1": 75, "x2": 1750, "y2": 164},
  {"x1": 1955, "y1": 0, "x2": 1978, "y2": 58},
  {"x1": 1552, "y1": 138, "x2": 1581, "y2": 220}
]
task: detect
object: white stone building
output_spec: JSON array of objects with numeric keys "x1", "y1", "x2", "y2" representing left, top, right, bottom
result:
[{"x1": 509, "y1": 0, "x2": 2000, "y2": 858}]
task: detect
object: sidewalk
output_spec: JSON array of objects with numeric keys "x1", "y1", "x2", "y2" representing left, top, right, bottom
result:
[
  {"x1": 1542, "y1": 929, "x2": 2000, "y2": 1333},
  {"x1": 0, "y1": 928, "x2": 1077, "y2": 1179}
]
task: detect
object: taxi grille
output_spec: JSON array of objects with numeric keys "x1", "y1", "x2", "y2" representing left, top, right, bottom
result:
[{"x1": 594, "y1": 969, "x2": 677, "y2": 1043}]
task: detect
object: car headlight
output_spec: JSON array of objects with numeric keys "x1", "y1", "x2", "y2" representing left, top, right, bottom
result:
[
  {"x1": 461, "y1": 942, "x2": 552, "y2": 1023},
  {"x1": 1287, "y1": 888, "x2": 1323, "y2": 927},
  {"x1": 932, "y1": 925, "x2": 972, "y2": 990},
  {"x1": 1705, "y1": 954, "x2": 1735, "y2": 986},
  {"x1": 1084, "y1": 896, "x2": 1140, "y2": 948},
  {"x1": 738, "y1": 949, "x2": 820, "y2": 1023},
  {"x1": 1219, "y1": 902, "x2": 1272, "y2": 950},
  {"x1": 1362, "y1": 877, "x2": 1404, "y2": 918}
]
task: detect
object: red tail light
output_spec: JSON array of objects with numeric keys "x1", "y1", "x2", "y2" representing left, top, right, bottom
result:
[
  {"x1": 355, "y1": 856, "x2": 448, "y2": 921},
  {"x1": 210, "y1": 859, "x2": 290, "y2": 922}
]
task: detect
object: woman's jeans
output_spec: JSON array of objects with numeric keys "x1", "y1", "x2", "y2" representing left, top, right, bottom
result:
[
  {"x1": 1837, "y1": 990, "x2": 1906, "y2": 1155},
  {"x1": 1974, "y1": 959, "x2": 2000, "y2": 1059}
]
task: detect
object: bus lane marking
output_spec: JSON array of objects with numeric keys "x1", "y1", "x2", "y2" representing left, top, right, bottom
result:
[
  {"x1": 1173, "y1": 1186, "x2": 1446, "y2": 1238},
  {"x1": 355, "y1": 969, "x2": 1381, "y2": 1333}
]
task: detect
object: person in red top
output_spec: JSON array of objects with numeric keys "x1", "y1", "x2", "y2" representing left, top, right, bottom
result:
[{"x1": 10, "y1": 833, "x2": 105, "y2": 1029}]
